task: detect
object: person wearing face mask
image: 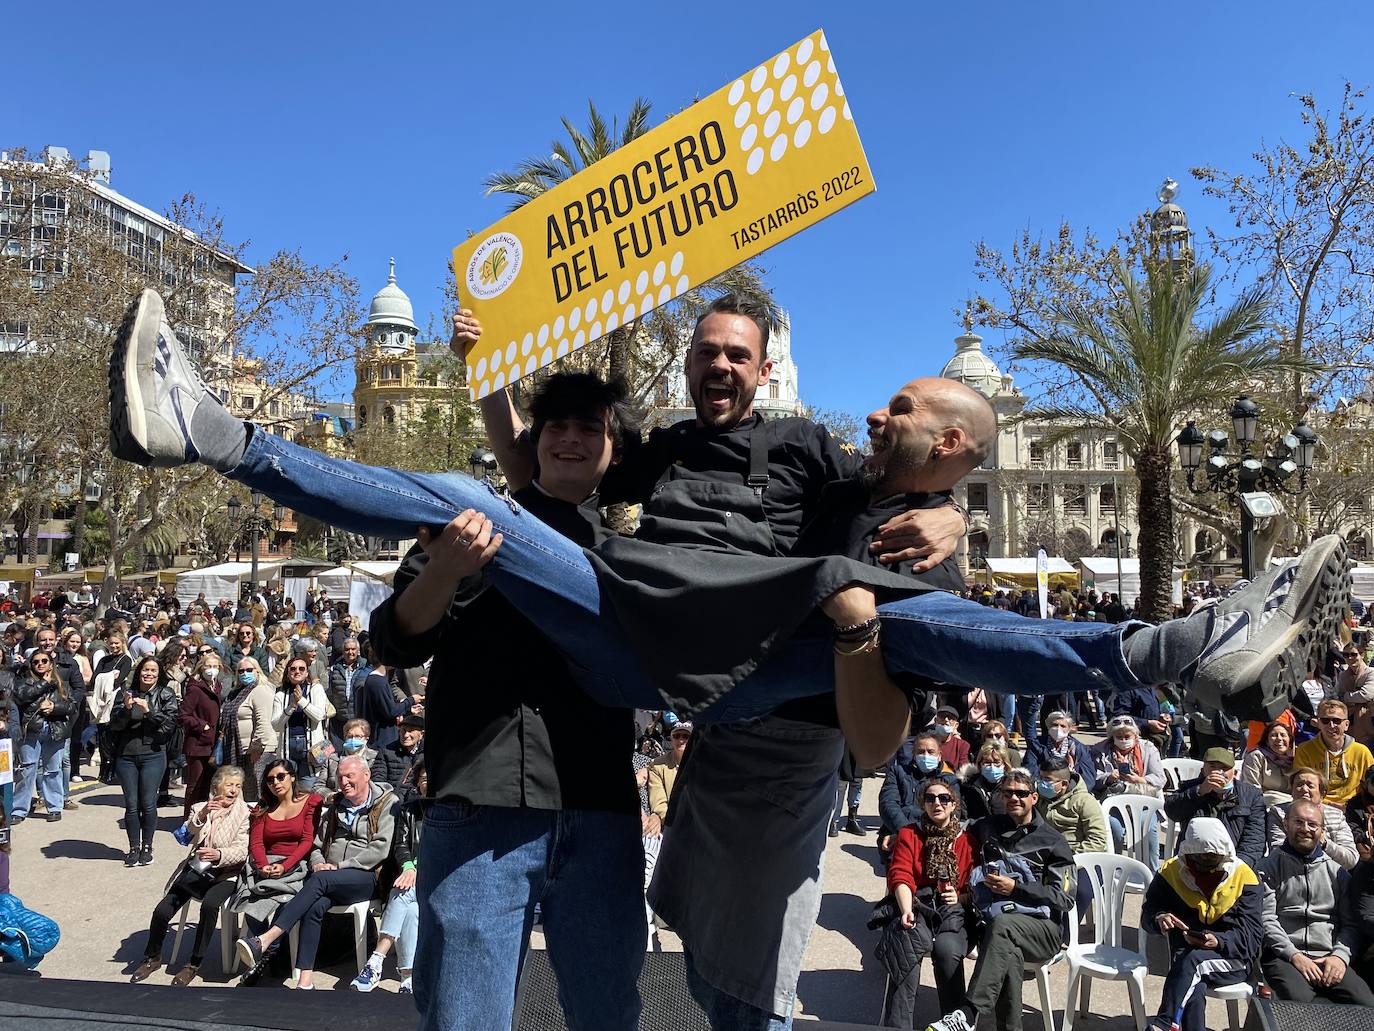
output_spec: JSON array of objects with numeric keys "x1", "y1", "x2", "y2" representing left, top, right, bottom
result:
[
  {"x1": 216, "y1": 656, "x2": 276, "y2": 804},
  {"x1": 1164, "y1": 748, "x2": 1266, "y2": 868},
  {"x1": 320, "y1": 718, "x2": 378, "y2": 796},
  {"x1": 1023, "y1": 711, "x2": 1097, "y2": 794},
  {"x1": 1257, "y1": 800, "x2": 1374, "y2": 1005},
  {"x1": 929, "y1": 705, "x2": 970, "y2": 770},
  {"x1": 959, "y1": 742, "x2": 1011, "y2": 821},
  {"x1": 1033, "y1": 760, "x2": 1108, "y2": 917},
  {"x1": 178, "y1": 653, "x2": 224, "y2": 821},
  {"x1": 1142, "y1": 817, "x2": 1262, "y2": 1031},
  {"x1": 879, "y1": 731, "x2": 955, "y2": 857}
]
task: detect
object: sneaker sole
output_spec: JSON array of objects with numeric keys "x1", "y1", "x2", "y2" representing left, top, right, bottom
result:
[
  {"x1": 235, "y1": 940, "x2": 258, "y2": 969},
  {"x1": 109, "y1": 290, "x2": 159, "y2": 466},
  {"x1": 1194, "y1": 535, "x2": 1350, "y2": 713}
]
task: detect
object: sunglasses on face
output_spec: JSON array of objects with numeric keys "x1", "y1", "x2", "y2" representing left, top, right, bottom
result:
[
  {"x1": 30, "y1": 657, "x2": 51, "y2": 666},
  {"x1": 923, "y1": 794, "x2": 955, "y2": 806},
  {"x1": 1002, "y1": 788, "x2": 1033, "y2": 799},
  {"x1": 1319, "y1": 716, "x2": 1347, "y2": 726},
  {"x1": 267, "y1": 772, "x2": 291, "y2": 783}
]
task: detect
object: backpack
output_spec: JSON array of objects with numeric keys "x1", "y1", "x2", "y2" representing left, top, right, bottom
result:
[{"x1": 967, "y1": 853, "x2": 1052, "y2": 922}]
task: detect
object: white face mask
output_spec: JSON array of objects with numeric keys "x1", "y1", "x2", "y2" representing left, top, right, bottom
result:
[{"x1": 1048, "y1": 727, "x2": 1069, "y2": 743}]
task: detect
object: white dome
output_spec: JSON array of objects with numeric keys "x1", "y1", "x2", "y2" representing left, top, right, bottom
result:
[
  {"x1": 941, "y1": 329, "x2": 1003, "y2": 398},
  {"x1": 366, "y1": 258, "x2": 417, "y2": 332}
]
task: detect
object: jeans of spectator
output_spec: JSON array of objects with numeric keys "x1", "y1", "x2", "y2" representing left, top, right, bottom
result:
[
  {"x1": 269, "y1": 867, "x2": 375, "y2": 971},
  {"x1": 998, "y1": 692, "x2": 1017, "y2": 734},
  {"x1": 13, "y1": 732, "x2": 65, "y2": 818},
  {"x1": 685, "y1": 946, "x2": 793, "y2": 1031},
  {"x1": 115, "y1": 750, "x2": 168, "y2": 850},
  {"x1": 183, "y1": 756, "x2": 213, "y2": 822},
  {"x1": 1074, "y1": 868, "x2": 1094, "y2": 923},
  {"x1": 228, "y1": 430, "x2": 1142, "y2": 720},
  {"x1": 1262, "y1": 953, "x2": 1374, "y2": 1005},
  {"x1": 283, "y1": 732, "x2": 315, "y2": 792},
  {"x1": 965, "y1": 913, "x2": 1063, "y2": 1031},
  {"x1": 379, "y1": 885, "x2": 420, "y2": 971},
  {"x1": 1022, "y1": 694, "x2": 1043, "y2": 739},
  {"x1": 832, "y1": 778, "x2": 862, "y2": 823},
  {"x1": 1168, "y1": 724, "x2": 1186, "y2": 758},
  {"x1": 1107, "y1": 812, "x2": 1161, "y2": 870},
  {"x1": 145, "y1": 868, "x2": 238, "y2": 965},
  {"x1": 1155, "y1": 946, "x2": 1249, "y2": 1031},
  {"x1": 882, "y1": 918, "x2": 969, "y2": 1027},
  {"x1": 414, "y1": 802, "x2": 643, "y2": 1031}
]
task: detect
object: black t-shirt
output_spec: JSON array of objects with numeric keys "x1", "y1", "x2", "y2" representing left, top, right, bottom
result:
[
  {"x1": 600, "y1": 414, "x2": 863, "y2": 555},
  {"x1": 369, "y1": 485, "x2": 638, "y2": 815}
]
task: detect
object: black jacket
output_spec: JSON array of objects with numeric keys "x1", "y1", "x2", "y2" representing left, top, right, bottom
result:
[
  {"x1": 1142, "y1": 859, "x2": 1264, "y2": 964},
  {"x1": 1164, "y1": 778, "x2": 1267, "y2": 868},
  {"x1": 968, "y1": 812, "x2": 1077, "y2": 925},
  {"x1": 14, "y1": 673, "x2": 75, "y2": 742},
  {"x1": 326, "y1": 660, "x2": 370, "y2": 733},
  {"x1": 371, "y1": 739, "x2": 423, "y2": 800},
  {"x1": 108, "y1": 684, "x2": 180, "y2": 751},
  {"x1": 0, "y1": 669, "x2": 20, "y2": 741}
]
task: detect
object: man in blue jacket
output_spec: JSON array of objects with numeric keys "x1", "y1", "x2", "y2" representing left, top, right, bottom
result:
[{"x1": 1164, "y1": 748, "x2": 1266, "y2": 868}]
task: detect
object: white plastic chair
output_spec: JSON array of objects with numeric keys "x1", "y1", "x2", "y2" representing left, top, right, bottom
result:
[
  {"x1": 1205, "y1": 981, "x2": 1252, "y2": 1031},
  {"x1": 1062, "y1": 853, "x2": 1151, "y2": 1031},
  {"x1": 291, "y1": 899, "x2": 375, "y2": 981},
  {"x1": 172, "y1": 898, "x2": 237, "y2": 976},
  {"x1": 1030, "y1": 899, "x2": 1076, "y2": 1031},
  {"x1": 1101, "y1": 795, "x2": 1166, "y2": 890},
  {"x1": 1161, "y1": 757, "x2": 1202, "y2": 793}
]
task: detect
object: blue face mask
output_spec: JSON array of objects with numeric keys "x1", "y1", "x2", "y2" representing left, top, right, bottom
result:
[
  {"x1": 981, "y1": 765, "x2": 1004, "y2": 783},
  {"x1": 1036, "y1": 780, "x2": 1058, "y2": 799},
  {"x1": 932, "y1": 723, "x2": 953, "y2": 736},
  {"x1": 237, "y1": 671, "x2": 257, "y2": 687},
  {"x1": 914, "y1": 754, "x2": 940, "y2": 773},
  {"x1": 1221, "y1": 777, "x2": 1235, "y2": 793},
  {"x1": 343, "y1": 737, "x2": 366, "y2": 753}
]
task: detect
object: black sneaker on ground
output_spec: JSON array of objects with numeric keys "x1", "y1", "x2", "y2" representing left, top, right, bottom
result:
[
  {"x1": 138, "y1": 847, "x2": 153, "y2": 866},
  {"x1": 124, "y1": 849, "x2": 139, "y2": 867},
  {"x1": 46, "y1": 811, "x2": 61, "y2": 823}
]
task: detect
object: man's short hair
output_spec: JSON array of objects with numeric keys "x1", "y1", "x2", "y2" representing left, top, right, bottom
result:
[
  {"x1": 338, "y1": 754, "x2": 369, "y2": 776},
  {"x1": 1318, "y1": 698, "x2": 1349, "y2": 719},
  {"x1": 1286, "y1": 799, "x2": 1324, "y2": 828},
  {"x1": 1003, "y1": 767, "x2": 1035, "y2": 792},
  {"x1": 528, "y1": 372, "x2": 638, "y2": 454},
  {"x1": 694, "y1": 292, "x2": 772, "y2": 359},
  {"x1": 912, "y1": 731, "x2": 942, "y2": 751}
]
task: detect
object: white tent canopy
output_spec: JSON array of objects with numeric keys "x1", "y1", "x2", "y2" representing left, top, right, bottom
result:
[
  {"x1": 176, "y1": 561, "x2": 282, "y2": 606},
  {"x1": 1077, "y1": 557, "x2": 1184, "y2": 606},
  {"x1": 1351, "y1": 564, "x2": 1374, "y2": 605},
  {"x1": 346, "y1": 561, "x2": 400, "y2": 628},
  {"x1": 314, "y1": 566, "x2": 353, "y2": 599}
]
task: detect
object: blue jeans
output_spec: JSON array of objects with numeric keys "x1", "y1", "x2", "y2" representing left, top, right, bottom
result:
[
  {"x1": 379, "y1": 885, "x2": 420, "y2": 971},
  {"x1": 684, "y1": 947, "x2": 793, "y2": 1030},
  {"x1": 229, "y1": 430, "x2": 1139, "y2": 717},
  {"x1": 13, "y1": 732, "x2": 65, "y2": 818},
  {"x1": 414, "y1": 803, "x2": 644, "y2": 1031},
  {"x1": 114, "y1": 750, "x2": 167, "y2": 850},
  {"x1": 271, "y1": 867, "x2": 376, "y2": 971}
]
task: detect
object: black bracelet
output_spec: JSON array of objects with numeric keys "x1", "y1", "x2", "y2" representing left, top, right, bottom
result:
[{"x1": 835, "y1": 616, "x2": 881, "y2": 641}]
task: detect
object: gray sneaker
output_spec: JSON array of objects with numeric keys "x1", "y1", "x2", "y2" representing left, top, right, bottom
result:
[
  {"x1": 1188, "y1": 534, "x2": 1350, "y2": 716},
  {"x1": 109, "y1": 289, "x2": 242, "y2": 470}
]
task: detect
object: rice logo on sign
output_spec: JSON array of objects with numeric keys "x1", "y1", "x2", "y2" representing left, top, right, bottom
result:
[{"x1": 466, "y1": 232, "x2": 522, "y2": 300}]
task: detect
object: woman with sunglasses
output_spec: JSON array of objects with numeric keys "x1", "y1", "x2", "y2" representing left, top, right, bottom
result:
[
  {"x1": 62, "y1": 629, "x2": 95, "y2": 785},
  {"x1": 226, "y1": 758, "x2": 321, "y2": 955},
  {"x1": 270, "y1": 654, "x2": 328, "y2": 790},
  {"x1": 977, "y1": 720, "x2": 1022, "y2": 767},
  {"x1": 109, "y1": 655, "x2": 180, "y2": 864},
  {"x1": 881, "y1": 776, "x2": 975, "y2": 1027},
  {"x1": 11, "y1": 648, "x2": 75, "y2": 824}
]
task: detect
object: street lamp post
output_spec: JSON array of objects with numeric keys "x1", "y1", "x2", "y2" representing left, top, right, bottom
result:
[
  {"x1": 1175, "y1": 395, "x2": 1318, "y2": 579},
  {"x1": 227, "y1": 492, "x2": 272, "y2": 585},
  {"x1": 249, "y1": 490, "x2": 264, "y2": 586},
  {"x1": 469, "y1": 448, "x2": 498, "y2": 482}
]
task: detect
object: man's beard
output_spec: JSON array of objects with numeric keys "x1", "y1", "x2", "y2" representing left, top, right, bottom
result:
[{"x1": 862, "y1": 443, "x2": 926, "y2": 493}]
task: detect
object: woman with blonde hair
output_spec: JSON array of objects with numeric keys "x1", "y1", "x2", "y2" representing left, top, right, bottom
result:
[
  {"x1": 218, "y1": 654, "x2": 277, "y2": 802},
  {"x1": 959, "y1": 741, "x2": 1011, "y2": 820}
]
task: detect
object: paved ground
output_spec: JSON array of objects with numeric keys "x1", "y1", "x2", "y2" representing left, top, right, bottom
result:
[{"x1": 10, "y1": 769, "x2": 1251, "y2": 1028}]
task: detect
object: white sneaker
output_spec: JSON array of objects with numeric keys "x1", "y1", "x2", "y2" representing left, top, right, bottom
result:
[
  {"x1": 350, "y1": 964, "x2": 381, "y2": 992},
  {"x1": 925, "y1": 1010, "x2": 974, "y2": 1031}
]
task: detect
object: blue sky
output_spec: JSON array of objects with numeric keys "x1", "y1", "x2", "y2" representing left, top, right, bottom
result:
[{"x1": 12, "y1": 1, "x2": 1371, "y2": 421}]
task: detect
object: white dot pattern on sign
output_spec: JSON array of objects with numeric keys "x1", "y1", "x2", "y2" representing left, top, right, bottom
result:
[
  {"x1": 601, "y1": 288, "x2": 614, "y2": 313},
  {"x1": 569, "y1": 306, "x2": 581, "y2": 331},
  {"x1": 491, "y1": 349, "x2": 502, "y2": 372},
  {"x1": 786, "y1": 97, "x2": 804, "y2": 124},
  {"x1": 819, "y1": 106, "x2": 837, "y2": 134},
  {"x1": 525, "y1": 356, "x2": 537, "y2": 376},
  {"x1": 811, "y1": 82, "x2": 829, "y2": 110},
  {"x1": 493, "y1": 371, "x2": 506, "y2": 390},
  {"x1": 773, "y1": 53, "x2": 790, "y2": 78},
  {"x1": 557, "y1": 339, "x2": 569, "y2": 358},
  {"x1": 506, "y1": 342, "x2": 517, "y2": 365},
  {"x1": 605, "y1": 312, "x2": 619, "y2": 332},
  {"x1": 635, "y1": 270, "x2": 649, "y2": 295},
  {"x1": 733, "y1": 102, "x2": 751, "y2": 129},
  {"x1": 750, "y1": 66, "x2": 767, "y2": 91},
  {"x1": 797, "y1": 38, "x2": 814, "y2": 63},
  {"x1": 770, "y1": 134, "x2": 787, "y2": 161},
  {"x1": 763, "y1": 110, "x2": 781, "y2": 138},
  {"x1": 747, "y1": 147, "x2": 764, "y2": 175},
  {"x1": 475, "y1": 356, "x2": 488, "y2": 379},
  {"x1": 740, "y1": 124, "x2": 758, "y2": 151},
  {"x1": 794, "y1": 119, "x2": 812, "y2": 148},
  {"x1": 573, "y1": 329, "x2": 586, "y2": 350},
  {"x1": 757, "y1": 87, "x2": 774, "y2": 115},
  {"x1": 657, "y1": 284, "x2": 672, "y2": 305},
  {"x1": 585, "y1": 297, "x2": 597, "y2": 322},
  {"x1": 639, "y1": 294, "x2": 653, "y2": 317},
  {"x1": 728, "y1": 79, "x2": 745, "y2": 105},
  {"x1": 522, "y1": 332, "x2": 534, "y2": 356},
  {"x1": 553, "y1": 315, "x2": 565, "y2": 338},
  {"x1": 820, "y1": 33, "x2": 829, "y2": 51},
  {"x1": 652, "y1": 260, "x2": 666, "y2": 286},
  {"x1": 843, "y1": 101, "x2": 852, "y2": 121},
  {"x1": 803, "y1": 61, "x2": 821, "y2": 88},
  {"x1": 675, "y1": 274, "x2": 689, "y2": 296},
  {"x1": 538, "y1": 324, "x2": 550, "y2": 347},
  {"x1": 623, "y1": 303, "x2": 636, "y2": 322},
  {"x1": 541, "y1": 347, "x2": 553, "y2": 366},
  {"x1": 590, "y1": 320, "x2": 602, "y2": 341},
  {"x1": 478, "y1": 380, "x2": 489, "y2": 398},
  {"x1": 670, "y1": 251, "x2": 684, "y2": 276},
  {"x1": 618, "y1": 281, "x2": 631, "y2": 305},
  {"x1": 836, "y1": 78, "x2": 844, "y2": 97},
  {"x1": 780, "y1": 74, "x2": 797, "y2": 101},
  {"x1": 828, "y1": 56, "x2": 836, "y2": 73}
]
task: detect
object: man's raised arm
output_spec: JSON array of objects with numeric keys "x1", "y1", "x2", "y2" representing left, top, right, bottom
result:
[{"x1": 451, "y1": 309, "x2": 536, "y2": 489}]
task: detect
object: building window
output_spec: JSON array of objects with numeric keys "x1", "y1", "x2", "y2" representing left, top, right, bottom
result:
[
  {"x1": 769, "y1": 381, "x2": 779, "y2": 399},
  {"x1": 1103, "y1": 441, "x2": 1119, "y2": 469},
  {"x1": 1099, "y1": 484, "x2": 1116, "y2": 513},
  {"x1": 967, "y1": 482, "x2": 989, "y2": 515},
  {"x1": 1026, "y1": 483, "x2": 1050, "y2": 513},
  {"x1": 1066, "y1": 442, "x2": 1082, "y2": 468},
  {"x1": 1064, "y1": 484, "x2": 1087, "y2": 515},
  {"x1": 239, "y1": 395, "x2": 253, "y2": 410},
  {"x1": 268, "y1": 400, "x2": 279, "y2": 417},
  {"x1": 1028, "y1": 440, "x2": 1045, "y2": 468},
  {"x1": 383, "y1": 405, "x2": 396, "y2": 426},
  {"x1": 357, "y1": 406, "x2": 367, "y2": 426}
]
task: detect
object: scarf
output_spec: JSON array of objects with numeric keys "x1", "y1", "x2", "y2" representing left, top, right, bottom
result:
[
  {"x1": 219, "y1": 684, "x2": 251, "y2": 765},
  {"x1": 1257, "y1": 745, "x2": 1293, "y2": 770},
  {"x1": 1048, "y1": 736, "x2": 1072, "y2": 763},
  {"x1": 1112, "y1": 739, "x2": 1145, "y2": 775},
  {"x1": 920, "y1": 816, "x2": 962, "y2": 884}
]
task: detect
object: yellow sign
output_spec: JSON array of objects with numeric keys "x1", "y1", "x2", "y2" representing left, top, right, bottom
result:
[{"x1": 452, "y1": 29, "x2": 874, "y2": 399}]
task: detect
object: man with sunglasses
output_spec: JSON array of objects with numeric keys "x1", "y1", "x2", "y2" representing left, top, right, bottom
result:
[
  {"x1": 1295, "y1": 699, "x2": 1374, "y2": 805},
  {"x1": 1164, "y1": 747, "x2": 1266, "y2": 868},
  {"x1": 926, "y1": 768, "x2": 1075, "y2": 1031}
]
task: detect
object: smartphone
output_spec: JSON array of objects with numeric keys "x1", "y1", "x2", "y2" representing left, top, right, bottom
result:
[{"x1": 1116, "y1": 761, "x2": 1132, "y2": 777}]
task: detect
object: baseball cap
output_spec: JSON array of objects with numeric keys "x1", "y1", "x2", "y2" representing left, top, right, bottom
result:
[{"x1": 1201, "y1": 747, "x2": 1236, "y2": 769}]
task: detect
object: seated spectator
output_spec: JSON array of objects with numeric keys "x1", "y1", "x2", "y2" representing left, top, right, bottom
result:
[
  {"x1": 1242, "y1": 720, "x2": 1296, "y2": 805},
  {"x1": 1259, "y1": 800, "x2": 1374, "y2": 1005},
  {"x1": 236, "y1": 756, "x2": 396, "y2": 989},
  {"x1": 1268, "y1": 766, "x2": 1359, "y2": 870},
  {"x1": 1343, "y1": 766, "x2": 1374, "y2": 864},
  {"x1": 924, "y1": 768, "x2": 1075, "y2": 1031},
  {"x1": 1035, "y1": 759, "x2": 1108, "y2": 916},
  {"x1": 1294, "y1": 699, "x2": 1374, "y2": 806},
  {"x1": 978, "y1": 719, "x2": 1022, "y2": 767},
  {"x1": 319, "y1": 718, "x2": 377, "y2": 796},
  {"x1": 1090, "y1": 715, "x2": 1165, "y2": 857},
  {"x1": 879, "y1": 731, "x2": 956, "y2": 856},
  {"x1": 959, "y1": 742, "x2": 1010, "y2": 821},
  {"x1": 1164, "y1": 747, "x2": 1266, "y2": 868},
  {"x1": 1023, "y1": 710, "x2": 1097, "y2": 793},
  {"x1": 1143, "y1": 818, "x2": 1263, "y2": 1031},
  {"x1": 352, "y1": 760, "x2": 427, "y2": 994},
  {"x1": 647, "y1": 721, "x2": 691, "y2": 820},
  {"x1": 370, "y1": 712, "x2": 424, "y2": 802},
  {"x1": 1338, "y1": 644, "x2": 1374, "y2": 744},
  {"x1": 931, "y1": 705, "x2": 970, "y2": 770},
  {"x1": 879, "y1": 775, "x2": 975, "y2": 1027},
  {"x1": 1109, "y1": 682, "x2": 1169, "y2": 754},
  {"x1": 130, "y1": 766, "x2": 249, "y2": 985}
]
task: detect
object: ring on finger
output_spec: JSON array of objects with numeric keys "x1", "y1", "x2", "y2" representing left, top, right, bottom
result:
[{"x1": 456, "y1": 536, "x2": 472, "y2": 547}]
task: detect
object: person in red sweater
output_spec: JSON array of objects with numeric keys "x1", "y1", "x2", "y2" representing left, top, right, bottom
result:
[
  {"x1": 881, "y1": 775, "x2": 976, "y2": 1027},
  {"x1": 931, "y1": 705, "x2": 972, "y2": 770}
]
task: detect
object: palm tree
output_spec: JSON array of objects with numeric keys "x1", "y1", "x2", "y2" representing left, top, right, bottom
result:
[
  {"x1": 483, "y1": 100, "x2": 780, "y2": 393},
  {"x1": 1011, "y1": 260, "x2": 1316, "y2": 622}
]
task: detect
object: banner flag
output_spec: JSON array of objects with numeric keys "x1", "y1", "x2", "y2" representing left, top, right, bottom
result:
[
  {"x1": 1037, "y1": 549, "x2": 1050, "y2": 620},
  {"x1": 452, "y1": 28, "x2": 874, "y2": 398}
]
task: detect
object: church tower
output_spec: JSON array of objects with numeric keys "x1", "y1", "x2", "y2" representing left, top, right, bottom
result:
[{"x1": 354, "y1": 259, "x2": 420, "y2": 430}]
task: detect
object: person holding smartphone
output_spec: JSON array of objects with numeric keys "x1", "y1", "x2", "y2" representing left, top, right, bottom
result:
[{"x1": 1142, "y1": 817, "x2": 1262, "y2": 1031}]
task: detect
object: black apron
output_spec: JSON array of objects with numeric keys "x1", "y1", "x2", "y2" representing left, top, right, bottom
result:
[{"x1": 587, "y1": 415, "x2": 932, "y2": 716}]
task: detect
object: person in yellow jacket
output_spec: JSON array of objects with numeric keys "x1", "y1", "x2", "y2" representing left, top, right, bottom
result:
[{"x1": 1294, "y1": 699, "x2": 1374, "y2": 806}]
